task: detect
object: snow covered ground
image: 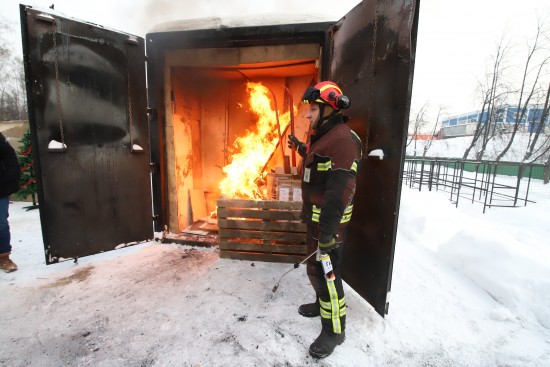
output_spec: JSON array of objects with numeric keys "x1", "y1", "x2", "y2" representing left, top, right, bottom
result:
[{"x1": 1, "y1": 183, "x2": 549, "y2": 366}]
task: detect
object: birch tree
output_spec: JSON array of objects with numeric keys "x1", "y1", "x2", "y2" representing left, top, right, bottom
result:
[
  {"x1": 524, "y1": 83, "x2": 550, "y2": 162},
  {"x1": 406, "y1": 102, "x2": 429, "y2": 157},
  {"x1": 495, "y1": 18, "x2": 550, "y2": 162},
  {"x1": 422, "y1": 106, "x2": 444, "y2": 157},
  {"x1": 463, "y1": 37, "x2": 512, "y2": 161}
]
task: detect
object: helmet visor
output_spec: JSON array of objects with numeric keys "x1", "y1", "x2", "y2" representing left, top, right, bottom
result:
[{"x1": 301, "y1": 86, "x2": 321, "y2": 103}]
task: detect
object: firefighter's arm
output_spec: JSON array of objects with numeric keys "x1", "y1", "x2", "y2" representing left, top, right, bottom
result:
[
  {"x1": 318, "y1": 169, "x2": 356, "y2": 250},
  {"x1": 317, "y1": 137, "x2": 360, "y2": 250}
]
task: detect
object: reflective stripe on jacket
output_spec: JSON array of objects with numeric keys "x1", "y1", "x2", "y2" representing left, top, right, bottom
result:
[{"x1": 300, "y1": 116, "x2": 362, "y2": 237}]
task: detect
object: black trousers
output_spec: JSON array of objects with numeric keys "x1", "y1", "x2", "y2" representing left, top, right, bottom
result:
[{"x1": 305, "y1": 223, "x2": 347, "y2": 333}]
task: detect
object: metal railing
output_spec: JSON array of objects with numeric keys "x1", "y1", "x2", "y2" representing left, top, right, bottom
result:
[{"x1": 403, "y1": 157, "x2": 550, "y2": 213}]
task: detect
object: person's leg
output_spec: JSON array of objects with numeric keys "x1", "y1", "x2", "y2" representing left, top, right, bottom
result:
[
  {"x1": 0, "y1": 196, "x2": 11, "y2": 254},
  {"x1": 0, "y1": 196, "x2": 17, "y2": 272},
  {"x1": 301, "y1": 224, "x2": 322, "y2": 317},
  {"x1": 308, "y1": 228, "x2": 347, "y2": 358}
]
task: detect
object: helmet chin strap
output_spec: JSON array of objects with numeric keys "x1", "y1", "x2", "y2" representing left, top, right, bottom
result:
[
  {"x1": 312, "y1": 104, "x2": 339, "y2": 130},
  {"x1": 315, "y1": 104, "x2": 338, "y2": 129}
]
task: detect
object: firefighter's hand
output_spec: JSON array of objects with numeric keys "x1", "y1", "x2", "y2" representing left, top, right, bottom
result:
[
  {"x1": 288, "y1": 135, "x2": 306, "y2": 157},
  {"x1": 318, "y1": 233, "x2": 338, "y2": 252},
  {"x1": 287, "y1": 134, "x2": 302, "y2": 149}
]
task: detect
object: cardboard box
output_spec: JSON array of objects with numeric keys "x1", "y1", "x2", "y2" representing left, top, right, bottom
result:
[{"x1": 277, "y1": 178, "x2": 302, "y2": 202}]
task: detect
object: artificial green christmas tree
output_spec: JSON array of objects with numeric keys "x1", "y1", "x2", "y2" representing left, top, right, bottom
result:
[{"x1": 15, "y1": 127, "x2": 38, "y2": 209}]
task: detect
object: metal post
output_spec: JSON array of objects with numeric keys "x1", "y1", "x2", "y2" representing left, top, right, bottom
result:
[
  {"x1": 480, "y1": 161, "x2": 488, "y2": 201},
  {"x1": 455, "y1": 160, "x2": 465, "y2": 208},
  {"x1": 471, "y1": 162, "x2": 479, "y2": 203},
  {"x1": 435, "y1": 160, "x2": 442, "y2": 191},
  {"x1": 484, "y1": 163, "x2": 498, "y2": 213},
  {"x1": 419, "y1": 160, "x2": 425, "y2": 191},
  {"x1": 524, "y1": 164, "x2": 534, "y2": 207},
  {"x1": 513, "y1": 163, "x2": 523, "y2": 206},
  {"x1": 428, "y1": 160, "x2": 435, "y2": 191},
  {"x1": 443, "y1": 160, "x2": 449, "y2": 190},
  {"x1": 408, "y1": 159, "x2": 416, "y2": 188},
  {"x1": 450, "y1": 160, "x2": 456, "y2": 206}
]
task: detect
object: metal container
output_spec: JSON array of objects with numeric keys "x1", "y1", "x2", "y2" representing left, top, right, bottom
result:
[{"x1": 20, "y1": 1, "x2": 420, "y2": 316}]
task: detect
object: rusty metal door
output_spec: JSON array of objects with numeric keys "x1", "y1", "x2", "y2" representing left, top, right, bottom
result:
[
  {"x1": 324, "y1": 0, "x2": 420, "y2": 316},
  {"x1": 20, "y1": 6, "x2": 153, "y2": 264}
]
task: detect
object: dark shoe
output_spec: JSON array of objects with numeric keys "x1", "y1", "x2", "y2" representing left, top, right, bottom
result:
[
  {"x1": 309, "y1": 328, "x2": 345, "y2": 358},
  {"x1": 298, "y1": 301, "x2": 320, "y2": 318},
  {"x1": 0, "y1": 252, "x2": 18, "y2": 273}
]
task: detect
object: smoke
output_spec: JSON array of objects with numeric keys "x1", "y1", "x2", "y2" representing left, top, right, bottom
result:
[
  {"x1": 136, "y1": 0, "x2": 361, "y2": 35},
  {"x1": 137, "y1": 0, "x2": 268, "y2": 34}
]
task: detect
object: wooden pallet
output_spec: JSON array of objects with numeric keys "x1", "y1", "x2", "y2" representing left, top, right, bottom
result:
[{"x1": 217, "y1": 199, "x2": 307, "y2": 263}]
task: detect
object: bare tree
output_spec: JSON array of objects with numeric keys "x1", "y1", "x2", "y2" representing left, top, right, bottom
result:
[
  {"x1": 0, "y1": 16, "x2": 27, "y2": 121},
  {"x1": 524, "y1": 82, "x2": 550, "y2": 162},
  {"x1": 463, "y1": 90, "x2": 489, "y2": 160},
  {"x1": 496, "y1": 18, "x2": 550, "y2": 162},
  {"x1": 475, "y1": 85, "x2": 510, "y2": 160},
  {"x1": 463, "y1": 36, "x2": 513, "y2": 161},
  {"x1": 0, "y1": 16, "x2": 11, "y2": 60},
  {"x1": 0, "y1": 16, "x2": 12, "y2": 117},
  {"x1": 422, "y1": 106, "x2": 444, "y2": 157},
  {"x1": 9, "y1": 56, "x2": 27, "y2": 120},
  {"x1": 406, "y1": 102, "x2": 429, "y2": 157}
]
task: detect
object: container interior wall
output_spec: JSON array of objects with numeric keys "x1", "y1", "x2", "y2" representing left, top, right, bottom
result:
[{"x1": 164, "y1": 44, "x2": 320, "y2": 232}]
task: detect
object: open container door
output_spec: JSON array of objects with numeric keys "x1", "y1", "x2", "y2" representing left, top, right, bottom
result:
[
  {"x1": 324, "y1": 0, "x2": 420, "y2": 316},
  {"x1": 20, "y1": 5, "x2": 153, "y2": 264}
]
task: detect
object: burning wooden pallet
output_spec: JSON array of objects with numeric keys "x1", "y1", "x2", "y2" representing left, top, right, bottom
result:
[{"x1": 217, "y1": 199, "x2": 307, "y2": 263}]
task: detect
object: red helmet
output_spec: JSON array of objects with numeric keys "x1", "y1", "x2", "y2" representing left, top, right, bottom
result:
[{"x1": 301, "y1": 81, "x2": 351, "y2": 110}]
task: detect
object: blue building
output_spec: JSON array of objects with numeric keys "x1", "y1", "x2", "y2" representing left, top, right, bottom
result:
[{"x1": 440, "y1": 106, "x2": 549, "y2": 138}]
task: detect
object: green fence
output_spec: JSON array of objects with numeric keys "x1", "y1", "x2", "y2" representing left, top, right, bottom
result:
[
  {"x1": 403, "y1": 157, "x2": 550, "y2": 212},
  {"x1": 462, "y1": 162, "x2": 546, "y2": 180}
]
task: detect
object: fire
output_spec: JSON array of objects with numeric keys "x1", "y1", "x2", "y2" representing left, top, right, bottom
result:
[{"x1": 219, "y1": 82, "x2": 294, "y2": 199}]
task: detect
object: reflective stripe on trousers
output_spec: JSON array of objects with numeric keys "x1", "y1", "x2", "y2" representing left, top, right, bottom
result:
[{"x1": 320, "y1": 292, "x2": 346, "y2": 334}]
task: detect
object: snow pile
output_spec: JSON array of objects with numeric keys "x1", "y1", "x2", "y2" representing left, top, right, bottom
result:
[
  {"x1": 1, "y1": 186, "x2": 550, "y2": 366},
  {"x1": 399, "y1": 187, "x2": 550, "y2": 331}
]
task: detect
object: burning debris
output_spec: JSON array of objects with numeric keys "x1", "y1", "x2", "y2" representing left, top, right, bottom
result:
[
  {"x1": 174, "y1": 81, "x2": 303, "y2": 248},
  {"x1": 218, "y1": 82, "x2": 296, "y2": 200}
]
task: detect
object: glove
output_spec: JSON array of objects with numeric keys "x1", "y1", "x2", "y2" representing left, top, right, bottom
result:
[
  {"x1": 287, "y1": 135, "x2": 306, "y2": 157},
  {"x1": 318, "y1": 232, "x2": 339, "y2": 252}
]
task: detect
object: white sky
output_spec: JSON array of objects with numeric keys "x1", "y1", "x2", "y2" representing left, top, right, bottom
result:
[{"x1": 1, "y1": 0, "x2": 549, "y2": 119}]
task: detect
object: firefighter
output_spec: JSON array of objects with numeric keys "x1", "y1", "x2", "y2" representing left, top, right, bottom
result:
[
  {"x1": 0, "y1": 132, "x2": 21, "y2": 272},
  {"x1": 288, "y1": 81, "x2": 362, "y2": 358}
]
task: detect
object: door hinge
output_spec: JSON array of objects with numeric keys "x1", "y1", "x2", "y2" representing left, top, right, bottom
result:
[
  {"x1": 126, "y1": 35, "x2": 140, "y2": 45},
  {"x1": 149, "y1": 163, "x2": 158, "y2": 174},
  {"x1": 147, "y1": 107, "x2": 156, "y2": 117},
  {"x1": 35, "y1": 13, "x2": 55, "y2": 23}
]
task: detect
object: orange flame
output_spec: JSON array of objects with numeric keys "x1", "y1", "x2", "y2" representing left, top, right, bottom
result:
[{"x1": 219, "y1": 82, "x2": 293, "y2": 199}]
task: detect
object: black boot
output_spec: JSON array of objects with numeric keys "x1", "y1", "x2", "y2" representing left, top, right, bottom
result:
[
  {"x1": 309, "y1": 326, "x2": 346, "y2": 358},
  {"x1": 298, "y1": 300, "x2": 320, "y2": 317}
]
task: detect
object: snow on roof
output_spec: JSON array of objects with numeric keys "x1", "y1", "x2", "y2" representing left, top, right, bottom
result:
[{"x1": 148, "y1": 13, "x2": 338, "y2": 33}]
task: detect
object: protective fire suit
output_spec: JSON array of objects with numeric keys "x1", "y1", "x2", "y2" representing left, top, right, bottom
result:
[{"x1": 299, "y1": 113, "x2": 362, "y2": 335}]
